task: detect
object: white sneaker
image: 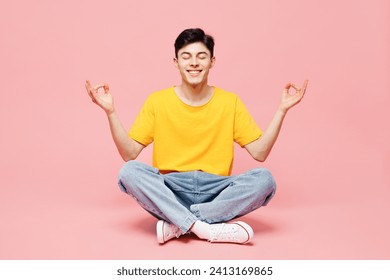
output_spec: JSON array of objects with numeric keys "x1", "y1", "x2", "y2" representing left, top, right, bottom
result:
[
  {"x1": 156, "y1": 220, "x2": 182, "y2": 244},
  {"x1": 209, "y1": 221, "x2": 254, "y2": 244}
]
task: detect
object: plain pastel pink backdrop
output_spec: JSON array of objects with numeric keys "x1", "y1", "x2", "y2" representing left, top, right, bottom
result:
[{"x1": 0, "y1": 0, "x2": 389, "y2": 259}]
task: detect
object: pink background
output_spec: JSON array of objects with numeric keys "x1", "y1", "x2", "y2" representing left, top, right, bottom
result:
[{"x1": 0, "y1": 0, "x2": 389, "y2": 259}]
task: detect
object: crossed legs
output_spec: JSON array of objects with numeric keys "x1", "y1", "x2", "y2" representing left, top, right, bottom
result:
[{"x1": 118, "y1": 161, "x2": 276, "y2": 244}]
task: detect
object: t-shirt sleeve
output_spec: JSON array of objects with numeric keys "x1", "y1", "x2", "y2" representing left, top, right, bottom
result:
[
  {"x1": 233, "y1": 96, "x2": 262, "y2": 147},
  {"x1": 128, "y1": 96, "x2": 155, "y2": 146}
]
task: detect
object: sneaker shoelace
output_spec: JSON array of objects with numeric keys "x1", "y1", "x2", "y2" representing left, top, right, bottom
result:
[
  {"x1": 209, "y1": 223, "x2": 242, "y2": 242},
  {"x1": 165, "y1": 223, "x2": 182, "y2": 239}
]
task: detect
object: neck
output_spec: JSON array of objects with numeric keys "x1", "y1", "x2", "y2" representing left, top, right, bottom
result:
[{"x1": 176, "y1": 80, "x2": 213, "y2": 104}]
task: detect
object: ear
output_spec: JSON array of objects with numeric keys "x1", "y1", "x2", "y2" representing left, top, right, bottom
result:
[
  {"x1": 173, "y1": 57, "x2": 179, "y2": 69},
  {"x1": 210, "y1": 56, "x2": 216, "y2": 69}
]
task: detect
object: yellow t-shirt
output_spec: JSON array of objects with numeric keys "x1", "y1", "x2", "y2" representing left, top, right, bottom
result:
[{"x1": 129, "y1": 86, "x2": 262, "y2": 176}]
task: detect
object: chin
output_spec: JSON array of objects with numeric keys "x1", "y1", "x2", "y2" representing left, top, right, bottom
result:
[
  {"x1": 189, "y1": 81, "x2": 201, "y2": 86},
  {"x1": 188, "y1": 78, "x2": 205, "y2": 86}
]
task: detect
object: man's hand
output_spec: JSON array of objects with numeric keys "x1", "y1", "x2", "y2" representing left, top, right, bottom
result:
[
  {"x1": 279, "y1": 79, "x2": 308, "y2": 114},
  {"x1": 85, "y1": 80, "x2": 114, "y2": 114},
  {"x1": 245, "y1": 79, "x2": 308, "y2": 161}
]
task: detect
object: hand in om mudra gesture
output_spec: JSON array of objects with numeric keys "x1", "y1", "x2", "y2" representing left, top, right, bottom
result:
[
  {"x1": 85, "y1": 80, "x2": 114, "y2": 115},
  {"x1": 280, "y1": 79, "x2": 308, "y2": 113}
]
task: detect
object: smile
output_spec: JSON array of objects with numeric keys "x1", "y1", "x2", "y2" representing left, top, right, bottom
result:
[{"x1": 187, "y1": 70, "x2": 202, "y2": 76}]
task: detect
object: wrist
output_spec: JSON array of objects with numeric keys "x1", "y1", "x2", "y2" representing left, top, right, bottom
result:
[
  {"x1": 277, "y1": 106, "x2": 288, "y2": 116},
  {"x1": 106, "y1": 109, "x2": 116, "y2": 118}
]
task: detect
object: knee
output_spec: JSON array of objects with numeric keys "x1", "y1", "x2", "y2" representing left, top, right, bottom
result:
[
  {"x1": 117, "y1": 161, "x2": 159, "y2": 193},
  {"x1": 117, "y1": 160, "x2": 147, "y2": 193},
  {"x1": 118, "y1": 160, "x2": 142, "y2": 181},
  {"x1": 251, "y1": 168, "x2": 276, "y2": 196}
]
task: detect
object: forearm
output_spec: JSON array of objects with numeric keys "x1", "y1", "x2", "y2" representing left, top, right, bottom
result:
[
  {"x1": 106, "y1": 111, "x2": 143, "y2": 161},
  {"x1": 246, "y1": 107, "x2": 286, "y2": 162}
]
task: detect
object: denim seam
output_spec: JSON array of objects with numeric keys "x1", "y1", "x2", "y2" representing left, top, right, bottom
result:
[{"x1": 180, "y1": 213, "x2": 197, "y2": 233}]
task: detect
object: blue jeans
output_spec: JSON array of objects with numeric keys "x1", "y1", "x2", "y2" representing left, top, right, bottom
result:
[{"x1": 118, "y1": 161, "x2": 276, "y2": 234}]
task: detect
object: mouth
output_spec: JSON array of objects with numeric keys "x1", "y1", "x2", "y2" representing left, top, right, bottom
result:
[{"x1": 186, "y1": 70, "x2": 202, "y2": 76}]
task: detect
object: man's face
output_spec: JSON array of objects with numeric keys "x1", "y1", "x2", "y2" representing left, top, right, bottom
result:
[{"x1": 174, "y1": 42, "x2": 215, "y2": 87}]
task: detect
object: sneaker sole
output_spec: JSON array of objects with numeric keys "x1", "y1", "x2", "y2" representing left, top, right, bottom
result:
[{"x1": 156, "y1": 220, "x2": 166, "y2": 244}]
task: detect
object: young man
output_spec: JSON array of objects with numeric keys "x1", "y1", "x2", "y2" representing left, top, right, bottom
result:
[{"x1": 85, "y1": 28, "x2": 308, "y2": 244}]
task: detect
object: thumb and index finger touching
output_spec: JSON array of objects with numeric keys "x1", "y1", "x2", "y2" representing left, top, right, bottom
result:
[
  {"x1": 85, "y1": 80, "x2": 110, "y2": 100},
  {"x1": 284, "y1": 79, "x2": 309, "y2": 95}
]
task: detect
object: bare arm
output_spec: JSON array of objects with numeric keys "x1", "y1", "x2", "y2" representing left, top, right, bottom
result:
[
  {"x1": 245, "y1": 80, "x2": 308, "y2": 162},
  {"x1": 85, "y1": 80, "x2": 144, "y2": 161}
]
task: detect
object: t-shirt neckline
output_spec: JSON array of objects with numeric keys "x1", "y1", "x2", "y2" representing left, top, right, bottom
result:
[{"x1": 172, "y1": 86, "x2": 216, "y2": 109}]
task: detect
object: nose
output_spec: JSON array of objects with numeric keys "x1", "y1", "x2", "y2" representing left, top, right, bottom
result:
[{"x1": 190, "y1": 57, "x2": 199, "y2": 67}]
